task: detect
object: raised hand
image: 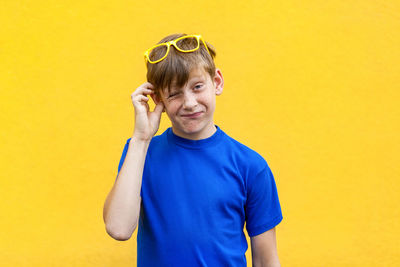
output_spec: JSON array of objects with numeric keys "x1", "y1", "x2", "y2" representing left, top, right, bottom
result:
[{"x1": 131, "y1": 82, "x2": 165, "y2": 141}]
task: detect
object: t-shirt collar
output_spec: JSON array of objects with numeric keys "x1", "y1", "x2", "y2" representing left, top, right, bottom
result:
[{"x1": 167, "y1": 124, "x2": 223, "y2": 149}]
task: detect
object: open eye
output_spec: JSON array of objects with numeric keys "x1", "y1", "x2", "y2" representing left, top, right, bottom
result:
[{"x1": 194, "y1": 84, "x2": 203, "y2": 90}]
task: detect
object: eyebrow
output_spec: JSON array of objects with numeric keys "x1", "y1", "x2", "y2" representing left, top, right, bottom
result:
[
  {"x1": 168, "y1": 76, "x2": 204, "y2": 93},
  {"x1": 190, "y1": 76, "x2": 204, "y2": 83}
]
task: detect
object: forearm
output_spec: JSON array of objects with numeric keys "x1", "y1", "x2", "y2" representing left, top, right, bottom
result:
[
  {"x1": 253, "y1": 257, "x2": 281, "y2": 267},
  {"x1": 103, "y1": 136, "x2": 150, "y2": 240},
  {"x1": 252, "y1": 249, "x2": 281, "y2": 267}
]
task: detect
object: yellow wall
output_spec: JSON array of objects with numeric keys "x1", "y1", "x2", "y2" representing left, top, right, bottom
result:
[{"x1": 1, "y1": 0, "x2": 399, "y2": 266}]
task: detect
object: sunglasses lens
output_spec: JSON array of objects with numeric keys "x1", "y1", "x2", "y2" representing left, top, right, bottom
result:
[
  {"x1": 148, "y1": 44, "x2": 168, "y2": 62},
  {"x1": 176, "y1": 36, "x2": 199, "y2": 51}
]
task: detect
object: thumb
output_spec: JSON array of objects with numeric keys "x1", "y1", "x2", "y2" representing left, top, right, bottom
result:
[{"x1": 153, "y1": 101, "x2": 165, "y2": 116}]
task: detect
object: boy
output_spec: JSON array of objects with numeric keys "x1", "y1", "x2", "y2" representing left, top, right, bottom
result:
[{"x1": 103, "y1": 33, "x2": 283, "y2": 266}]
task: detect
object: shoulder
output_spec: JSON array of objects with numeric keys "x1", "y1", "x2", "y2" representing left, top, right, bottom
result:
[{"x1": 222, "y1": 132, "x2": 268, "y2": 172}]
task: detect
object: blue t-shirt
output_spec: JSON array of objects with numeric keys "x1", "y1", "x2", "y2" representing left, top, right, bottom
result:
[{"x1": 116, "y1": 125, "x2": 283, "y2": 266}]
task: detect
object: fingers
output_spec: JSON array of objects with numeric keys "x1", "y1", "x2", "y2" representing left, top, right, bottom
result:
[
  {"x1": 153, "y1": 100, "x2": 164, "y2": 115},
  {"x1": 137, "y1": 95, "x2": 149, "y2": 102},
  {"x1": 131, "y1": 83, "x2": 155, "y2": 107},
  {"x1": 141, "y1": 82, "x2": 155, "y2": 93},
  {"x1": 132, "y1": 93, "x2": 150, "y2": 109},
  {"x1": 131, "y1": 82, "x2": 155, "y2": 97}
]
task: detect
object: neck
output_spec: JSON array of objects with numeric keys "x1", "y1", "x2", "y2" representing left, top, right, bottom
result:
[{"x1": 172, "y1": 122, "x2": 217, "y2": 140}]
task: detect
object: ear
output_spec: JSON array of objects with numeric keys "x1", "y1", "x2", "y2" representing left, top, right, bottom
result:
[
  {"x1": 213, "y1": 68, "x2": 224, "y2": 96},
  {"x1": 150, "y1": 91, "x2": 166, "y2": 112}
]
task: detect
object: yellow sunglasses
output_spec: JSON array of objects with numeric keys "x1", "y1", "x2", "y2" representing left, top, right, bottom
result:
[{"x1": 144, "y1": 34, "x2": 211, "y2": 65}]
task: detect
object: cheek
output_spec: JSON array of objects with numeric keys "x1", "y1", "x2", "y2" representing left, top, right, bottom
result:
[
  {"x1": 203, "y1": 92, "x2": 215, "y2": 105},
  {"x1": 198, "y1": 92, "x2": 211, "y2": 103},
  {"x1": 165, "y1": 101, "x2": 179, "y2": 114}
]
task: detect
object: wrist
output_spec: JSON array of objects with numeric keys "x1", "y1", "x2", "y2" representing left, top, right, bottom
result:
[{"x1": 131, "y1": 134, "x2": 152, "y2": 143}]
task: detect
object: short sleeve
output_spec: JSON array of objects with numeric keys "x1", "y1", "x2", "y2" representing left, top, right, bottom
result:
[
  {"x1": 115, "y1": 138, "x2": 143, "y2": 197},
  {"x1": 245, "y1": 163, "x2": 283, "y2": 237},
  {"x1": 117, "y1": 139, "x2": 130, "y2": 176}
]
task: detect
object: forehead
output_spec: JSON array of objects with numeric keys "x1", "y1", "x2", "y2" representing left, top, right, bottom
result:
[{"x1": 188, "y1": 67, "x2": 208, "y2": 80}]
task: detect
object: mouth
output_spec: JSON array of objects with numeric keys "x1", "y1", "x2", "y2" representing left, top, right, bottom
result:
[{"x1": 181, "y1": 112, "x2": 203, "y2": 118}]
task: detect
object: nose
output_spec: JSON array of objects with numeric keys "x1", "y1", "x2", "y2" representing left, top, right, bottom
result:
[{"x1": 182, "y1": 91, "x2": 198, "y2": 110}]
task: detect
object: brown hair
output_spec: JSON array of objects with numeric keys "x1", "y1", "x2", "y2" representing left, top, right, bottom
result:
[{"x1": 145, "y1": 33, "x2": 217, "y2": 99}]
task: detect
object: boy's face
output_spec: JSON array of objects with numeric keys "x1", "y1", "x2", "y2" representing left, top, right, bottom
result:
[{"x1": 152, "y1": 66, "x2": 224, "y2": 140}]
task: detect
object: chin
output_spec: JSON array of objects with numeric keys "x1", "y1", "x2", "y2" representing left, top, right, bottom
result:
[
  {"x1": 182, "y1": 124, "x2": 204, "y2": 134},
  {"x1": 174, "y1": 120, "x2": 206, "y2": 134}
]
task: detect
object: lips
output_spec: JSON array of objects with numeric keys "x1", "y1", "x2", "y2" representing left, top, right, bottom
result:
[{"x1": 181, "y1": 112, "x2": 203, "y2": 117}]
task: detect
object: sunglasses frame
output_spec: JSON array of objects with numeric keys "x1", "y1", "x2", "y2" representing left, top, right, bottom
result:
[{"x1": 144, "y1": 34, "x2": 211, "y2": 65}]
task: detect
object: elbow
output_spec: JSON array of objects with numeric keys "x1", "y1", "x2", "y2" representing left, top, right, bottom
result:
[
  {"x1": 105, "y1": 223, "x2": 137, "y2": 241},
  {"x1": 110, "y1": 233, "x2": 131, "y2": 241}
]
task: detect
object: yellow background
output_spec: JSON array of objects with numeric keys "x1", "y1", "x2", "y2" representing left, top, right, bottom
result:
[{"x1": 1, "y1": 0, "x2": 399, "y2": 266}]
